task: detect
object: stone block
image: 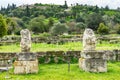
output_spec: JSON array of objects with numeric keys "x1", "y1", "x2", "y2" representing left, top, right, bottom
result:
[
  {"x1": 14, "y1": 59, "x2": 38, "y2": 74},
  {"x1": 81, "y1": 50, "x2": 105, "y2": 59},
  {"x1": 104, "y1": 50, "x2": 116, "y2": 61},
  {"x1": 16, "y1": 53, "x2": 37, "y2": 61},
  {"x1": 79, "y1": 58, "x2": 107, "y2": 72}
]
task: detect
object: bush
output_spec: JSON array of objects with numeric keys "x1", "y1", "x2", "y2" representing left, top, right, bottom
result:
[
  {"x1": 29, "y1": 15, "x2": 47, "y2": 34},
  {"x1": 50, "y1": 23, "x2": 68, "y2": 35},
  {"x1": 75, "y1": 22, "x2": 87, "y2": 33},
  {"x1": 115, "y1": 24, "x2": 120, "y2": 34},
  {"x1": 97, "y1": 23, "x2": 109, "y2": 35}
]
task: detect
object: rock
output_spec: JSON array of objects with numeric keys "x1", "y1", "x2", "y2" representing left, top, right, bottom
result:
[
  {"x1": 83, "y1": 28, "x2": 96, "y2": 51},
  {"x1": 20, "y1": 29, "x2": 31, "y2": 52}
]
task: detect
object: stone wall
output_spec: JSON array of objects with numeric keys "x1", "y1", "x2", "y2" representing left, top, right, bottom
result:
[
  {"x1": 1, "y1": 36, "x2": 120, "y2": 45},
  {"x1": 0, "y1": 36, "x2": 82, "y2": 45},
  {"x1": 0, "y1": 50, "x2": 120, "y2": 65}
]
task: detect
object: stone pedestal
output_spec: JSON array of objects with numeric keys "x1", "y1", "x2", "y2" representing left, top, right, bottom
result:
[
  {"x1": 79, "y1": 50, "x2": 107, "y2": 72},
  {"x1": 14, "y1": 53, "x2": 38, "y2": 74}
]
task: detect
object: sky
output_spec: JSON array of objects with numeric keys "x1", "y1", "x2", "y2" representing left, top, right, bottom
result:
[{"x1": 0, "y1": 0, "x2": 120, "y2": 9}]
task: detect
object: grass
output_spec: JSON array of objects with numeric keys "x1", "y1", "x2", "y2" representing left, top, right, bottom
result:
[
  {"x1": 0, "y1": 62, "x2": 120, "y2": 80},
  {"x1": 0, "y1": 41, "x2": 120, "y2": 52}
]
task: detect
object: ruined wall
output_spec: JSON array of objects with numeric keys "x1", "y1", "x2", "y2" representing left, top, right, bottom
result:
[{"x1": 0, "y1": 50, "x2": 120, "y2": 65}]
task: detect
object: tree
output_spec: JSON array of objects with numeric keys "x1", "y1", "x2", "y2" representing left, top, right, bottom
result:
[
  {"x1": 25, "y1": 5, "x2": 30, "y2": 17},
  {"x1": 7, "y1": 17, "x2": 24, "y2": 35},
  {"x1": 105, "y1": 5, "x2": 109, "y2": 10},
  {"x1": 114, "y1": 24, "x2": 120, "y2": 34},
  {"x1": 64, "y1": 0, "x2": 68, "y2": 9},
  {"x1": 97, "y1": 23, "x2": 109, "y2": 35},
  {"x1": 0, "y1": 14, "x2": 7, "y2": 37},
  {"x1": 29, "y1": 15, "x2": 47, "y2": 33},
  {"x1": 86, "y1": 12, "x2": 103, "y2": 30},
  {"x1": 48, "y1": 17, "x2": 54, "y2": 27},
  {"x1": 75, "y1": 22, "x2": 87, "y2": 33},
  {"x1": 67, "y1": 20, "x2": 76, "y2": 33},
  {"x1": 50, "y1": 23, "x2": 68, "y2": 35}
]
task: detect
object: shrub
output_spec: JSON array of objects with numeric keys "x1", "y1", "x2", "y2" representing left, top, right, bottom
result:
[
  {"x1": 50, "y1": 23, "x2": 68, "y2": 35},
  {"x1": 112, "y1": 24, "x2": 120, "y2": 34},
  {"x1": 97, "y1": 23, "x2": 109, "y2": 35},
  {"x1": 116, "y1": 24, "x2": 120, "y2": 34},
  {"x1": 29, "y1": 15, "x2": 47, "y2": 34},
  {"x1": 75, "y1": 22, "x2": 87, "y2": 33}
]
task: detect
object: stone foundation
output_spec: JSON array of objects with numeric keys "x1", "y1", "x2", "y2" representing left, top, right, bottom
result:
[
  {"x1": 14, "y1": 53, "x2": 38, "y2": 74},
  {"x1": 79, "y1": 50, "x2": 107, "y2": 72}
]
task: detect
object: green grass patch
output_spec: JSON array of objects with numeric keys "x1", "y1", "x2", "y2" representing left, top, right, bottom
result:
[
  {"x1": 0, "y1": 62, "x2": 120, "y2": 80},
  {"x1": 0, "y1": 41, "x2": 120, "y2": 52}
]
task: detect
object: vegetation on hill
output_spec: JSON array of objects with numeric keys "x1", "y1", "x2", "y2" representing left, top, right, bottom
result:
[{"x1": 0, "y1": 1, "x2": 120, "y2": 35}]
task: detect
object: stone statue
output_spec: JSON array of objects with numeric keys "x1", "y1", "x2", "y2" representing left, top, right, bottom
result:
[
  {"x1": 83, "y1": 28, "x2": 96, "y2": 51},
  {"x1": 20, "y1": 29, "x2": 31, "y2": 52}
]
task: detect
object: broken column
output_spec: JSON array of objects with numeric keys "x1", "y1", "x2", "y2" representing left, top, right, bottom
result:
[
  {"x1": 79, "y1": 28, "x2": 107, "y2": 72},
  {"x1": 14, "y1": 29, "x2": 38, "y2": 74}
]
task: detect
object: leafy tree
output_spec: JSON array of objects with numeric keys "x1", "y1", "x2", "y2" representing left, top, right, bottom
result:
[
  {"x1": 86, "y1": 13, "x2": 103, "y2": 30},
  {"x1": 0, "y1": 14, "x2": 7, "y2": 37},
  {"x1": 114, "y1": 13, "x2": 120, "y2": 23},
  {"x1": 105, "y1": 5, "x2": 109, "y2": 10},
  {"x1": 76, "y1": 16, "x2": 85, "y2": 22},
  {"x1": 75, "y1": 22, "x2": 87, "y2": 33},
  {"x1": 97, "y1": 23, "x2": 109, "y2": 35},
  {"x1": 29, "y1": 15, "x2": 47, "y2": 33},
  {"x1": 114, "y1": 24, "x2": 120, "y2": 34},
  {"x1": 25, "y1": 5, "x2": 30, "y2": 17},
  {"x1": 48, "y1": 17, "x2": 54, "y2": 27},
  {"x1": 116, "y1": 25, "x2": 120, "y2": 34},
  {"x1": 64, "y1": 0, "x2": 68, "y2": 9},
  {"x1": 7, "y1": 17, "x2": 24, "y2": 35},
  {"x1": 67, "y1": 20, "x2": 76, "y2": 33},
  {"x1": 50, "y1": 23, "x2": 68, "y2": 35}
]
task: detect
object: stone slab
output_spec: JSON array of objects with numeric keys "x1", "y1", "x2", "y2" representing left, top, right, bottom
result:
[
  {"x1": 81, "y1": 50, "x2": 105, "y2": 59},
  {"x1": 79, "y1": 58, "x2": 107, "y2": 72},
  {"x1": 16, "y1": 53, "x2": 37, "y2": 61},
  {"x1": 14, "y1": 59, "x2": 38, "y2": 74}
]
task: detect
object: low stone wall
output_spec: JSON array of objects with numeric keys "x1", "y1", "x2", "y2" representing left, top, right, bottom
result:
[
  {"x1": 1, "y1": 36, "x2": 120, "y2": 45},
  {"x1": 0, "y1": 36, "x2": 82, "y2": 45},
  {"x1": 0, "y1": 50, "x2": 120, "y2": 65}
]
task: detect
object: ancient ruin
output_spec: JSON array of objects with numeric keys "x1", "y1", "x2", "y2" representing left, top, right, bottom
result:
[
  {"x1": 79, "y1": 28, "x2": 107, "y2": 72},
  {"x1": 20, "y1": 29, "x2": 31, "y2": 52},
  {"x1": 14, "y1": 29, "x2": 38, "y2": 74},
  {"x1": 83, "y1": 28, "x2": 96, "y2": 51}
]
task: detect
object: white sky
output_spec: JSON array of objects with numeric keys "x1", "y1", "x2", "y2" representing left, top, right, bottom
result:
[{"x1": 0, "y1": 0, "x2": 120, "y2": 9}]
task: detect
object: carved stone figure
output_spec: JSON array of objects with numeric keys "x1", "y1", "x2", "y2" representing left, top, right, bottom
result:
[
  {"x1": 83, "y1": 28, "x2": 96, "y2": 51},
  {"x1": 79, "y1": 28, "x2": 107, "y2": 72},
  {"x1": 20, "y1": 29, "x2": 31, "y2": 52}
]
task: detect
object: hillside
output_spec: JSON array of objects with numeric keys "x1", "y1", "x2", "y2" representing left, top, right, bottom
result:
[{"x1": 0, "y1": 2, "x2": 120, "y2": 35}]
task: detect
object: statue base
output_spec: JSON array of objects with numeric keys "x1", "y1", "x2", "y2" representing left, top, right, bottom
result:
[
  {"x1": 79, "y1": 50, "x2": 107, "y2": 72},
  {"x1": 14, "y1": 53, "x2": 38, "y2": 74}
]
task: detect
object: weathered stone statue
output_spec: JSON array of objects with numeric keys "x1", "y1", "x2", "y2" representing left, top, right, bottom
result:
[
  {"x1": 83, "y1": 28, "x2": 96, "y2": 51},
  {"x1": 14, "y1": 29, "x2": 38, "y2": 74},
  {"x1": 79, "y1": 28, "x2": 107, "y2": 72},
  {"x1": 20, "y1": 29, "x2": 31, "y2": 52}
]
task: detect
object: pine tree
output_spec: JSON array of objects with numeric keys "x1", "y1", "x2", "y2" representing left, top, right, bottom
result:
[{"x1": 64, "y1": 0, "x2": 68, "y2": 9}]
